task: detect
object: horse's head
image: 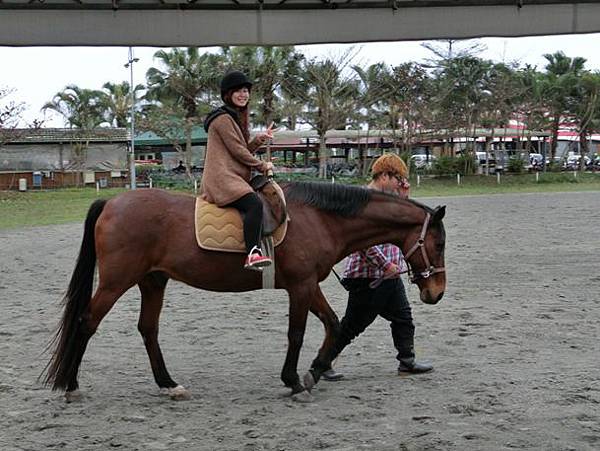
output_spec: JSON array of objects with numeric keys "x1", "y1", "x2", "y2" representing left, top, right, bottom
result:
[{"x1": 400, "y1": 205, "x2": 446, "y2": 305}]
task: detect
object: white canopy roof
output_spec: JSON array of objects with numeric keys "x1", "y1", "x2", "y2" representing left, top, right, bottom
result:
[{"x1": 1, "y1": 1, "x2": 600, "y2": 46}]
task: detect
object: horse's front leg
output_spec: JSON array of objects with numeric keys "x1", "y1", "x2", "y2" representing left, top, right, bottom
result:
[
  {"x1": 303, "y1": 287, "x2": 340, "y2": 391},
  {"x1": 281, "y1": 283, "x2": 315, "y2": 403}
]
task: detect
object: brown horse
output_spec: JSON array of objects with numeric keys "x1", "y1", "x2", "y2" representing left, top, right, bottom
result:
[{"x1": 43, "y1": 182, "x2": 446, "y2": 402}]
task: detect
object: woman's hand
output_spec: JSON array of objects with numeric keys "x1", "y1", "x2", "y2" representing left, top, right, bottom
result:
[
  {"x1": 398, "y1": 178, "x2": 410, "y2": 199},
  {"x1": 255, "y1": 122, "x2": 278, "y2": 145},
  {"x1": 264, "y1": 162, "x2": 274, "y2": 173}
]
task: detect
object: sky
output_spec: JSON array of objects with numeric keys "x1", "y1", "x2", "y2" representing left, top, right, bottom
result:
[{"x1": 2, "y1": 33, "x2": 600, "y2": 127}]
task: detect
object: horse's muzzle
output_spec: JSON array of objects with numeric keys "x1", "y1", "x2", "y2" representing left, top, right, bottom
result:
[{"x1": 420, "y1": 289, "x2": 444, "y2": 305}]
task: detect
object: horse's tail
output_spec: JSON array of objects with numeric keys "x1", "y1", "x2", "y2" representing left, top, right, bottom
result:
[{"x1": 42, "y1": 199, "x2": 107, "y2": 390}]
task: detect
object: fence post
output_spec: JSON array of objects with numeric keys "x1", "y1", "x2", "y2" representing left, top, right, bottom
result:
[
  {"x1": 457, "y1": 173, "x2": 461, "y2": 185},
  {"x1": 497, "y1": 172, "x2": 501, "y2": 184},
  {"x1": 194, "y1": 179, "x2": 198, "y2": 194},
  {"x1": 536, "y1": 172, "x2": 539, "y2": 183},
  {"x1": 96, "y1": 181, "x2": 100, "y2": 194}
]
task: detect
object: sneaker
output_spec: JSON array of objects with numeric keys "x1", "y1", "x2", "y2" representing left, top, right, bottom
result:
[
  {"x1": 322, "y1": 368, "x2": 344, "y2": 381},
  {"x1": 244, "y1": 247, "x2": 272, "y2": 270},
  {"x1": 397, "y1": 359, "x2": 433, "y2": 375}
]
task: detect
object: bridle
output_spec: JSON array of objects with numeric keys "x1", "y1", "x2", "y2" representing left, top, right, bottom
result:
[{"x1": 404, "y1": 212, "x2": 446, "y2": 284}]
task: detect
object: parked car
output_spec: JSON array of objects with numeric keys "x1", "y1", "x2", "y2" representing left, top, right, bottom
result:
[
  {"x1": 475, "y1": 151, "x2": 497, "y2": 172},
  {"x1": 527, "y1": 153, "x2": 544, "y2": 171},
  {"x1": 564, "y1": 155, "x2": 591, "y2": 170},
  {"x1": 410, "y1": 154, "x2": 437, "y2": 169}
]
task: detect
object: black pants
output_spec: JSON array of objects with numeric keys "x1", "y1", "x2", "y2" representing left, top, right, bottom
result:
[
  {"x1": 331, "y1": 278, "x2": 416, "y2": 363},
  {"x1": 226, "y1": 192, "x2": 263, "y2": 254}
]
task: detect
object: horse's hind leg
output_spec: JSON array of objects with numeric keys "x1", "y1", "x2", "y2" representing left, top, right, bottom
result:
[
  {"x1": 64, "y1": 284, "x2": 129, "y2": 401},
  {"x1": 137, "y1": 272, "x2": 190, "y2": 400}
]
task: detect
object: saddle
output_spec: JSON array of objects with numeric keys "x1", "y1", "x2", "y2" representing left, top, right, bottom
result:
[{"x1": 195, "y1": 177, "x2": 289, "y2": 253}]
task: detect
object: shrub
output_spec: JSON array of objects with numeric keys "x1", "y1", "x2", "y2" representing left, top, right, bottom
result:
[
  {"x1": 507, "y1": 157, "x2": 524, "y2": 173},
  {"x1": 432, "y1": 156, "x2": 459, "y2": 176}
]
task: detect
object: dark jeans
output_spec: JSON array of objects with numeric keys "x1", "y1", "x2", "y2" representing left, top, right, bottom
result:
[
  {"x1": 331, "y1": 277, "x2": 416, "y2": 363},
  {"x1": 226, "y1": 192, "x2": 263, "y2": 254}
]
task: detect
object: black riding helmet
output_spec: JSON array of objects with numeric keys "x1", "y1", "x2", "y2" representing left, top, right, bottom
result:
[{"x1": 220, "y1": 71, "x2": 253, "y2": 100}]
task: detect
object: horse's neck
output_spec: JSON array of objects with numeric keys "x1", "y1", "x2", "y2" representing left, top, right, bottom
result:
[{"x1": 334, "y1": 196, "x2": 425, "y2": 259}]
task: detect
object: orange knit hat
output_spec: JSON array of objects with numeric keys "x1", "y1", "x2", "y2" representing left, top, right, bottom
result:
[{"x1": 371, "y1": 153, "x2": 409, "y2": 179}]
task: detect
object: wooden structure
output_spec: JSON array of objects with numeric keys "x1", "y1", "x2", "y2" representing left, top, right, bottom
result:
[{"x1": 0, "y1": 128, "x2": 129, "y2": 190}]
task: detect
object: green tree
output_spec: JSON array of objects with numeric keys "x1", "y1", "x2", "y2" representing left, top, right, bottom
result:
[
  {"x1": 144, "y1": 48, "x2": 225, "y2": 177},
  {"x1": 353, "y1": 62, "x2": 390, "y2": 174},
  {"x1": 433, "y1": 56, "x2": 494, "y2": 172},
  {"x1": 99, "y1": 81, "x2": 145, "y2": 128},
  {"x1": 571, "y1": 71, "x2": 600, "y2": 169},
  {"x1": 541, "y1": 51, "x2": 587, "y2": 162},
  {"x1": 0, "y1": 87, "x2": 26, "y2": 146},
  {"x1": 383, "y1": 62, "x2": 431, "y2": 155},
  {"x1": 145, "y1": 48, "x2": 224, "y2": 118},
  {"x1": 221, "y1": 46, "x2": 301, "y2": 128},
  {"x1": 42, "y1": 84, "x2": 105, "y2": 129},
  {"x1": 291, "y1": 51, "x2": 360, "y2": 177},
  {"x1": 514, "y1": 65, "x2": 551, "y2": 156},
  {"x1": 42, "y1": 85, "x2": 106, "y2": 182}
]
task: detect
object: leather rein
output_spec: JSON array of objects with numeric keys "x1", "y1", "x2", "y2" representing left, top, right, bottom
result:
[{"x1": 404, "y1": 212, "x2": 446, "y2": 284}]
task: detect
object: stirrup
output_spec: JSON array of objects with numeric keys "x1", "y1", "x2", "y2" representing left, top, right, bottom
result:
[{"x1": 244, "y1": 246, "x2": 272, "y2": 270}]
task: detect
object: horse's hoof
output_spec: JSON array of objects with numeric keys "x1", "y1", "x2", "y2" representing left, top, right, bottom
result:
[
  {"x1": 64, "y1": 390, "x2": 83, "y2": 403},
  {"x1": 303, "y1": 371, "x2": 316, "y2": 392},
  {"x1": 291, "y1": 390, "x2": 314, "y2": 403},
  {"x1": 166, "y1": 385, "x2": 191, "y2": 401}
]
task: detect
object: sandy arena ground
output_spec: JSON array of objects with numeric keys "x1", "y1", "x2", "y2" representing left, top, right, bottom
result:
[{"x1": 1, "y1": 190, "x2": 599, "y2": 451}]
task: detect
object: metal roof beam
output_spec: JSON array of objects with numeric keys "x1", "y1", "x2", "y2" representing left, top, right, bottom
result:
[{"x1": 1, "y1": 2, "x2": 600, "y2": 45}]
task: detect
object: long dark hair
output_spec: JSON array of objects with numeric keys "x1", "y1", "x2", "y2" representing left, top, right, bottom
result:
[{"x1": 223, "y1": 91, "x2": 250, "y2": 143}]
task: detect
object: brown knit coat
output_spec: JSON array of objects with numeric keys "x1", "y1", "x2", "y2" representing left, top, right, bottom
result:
[{"x1": 201, "y1": 114, "x2": 268, "y2": 206}]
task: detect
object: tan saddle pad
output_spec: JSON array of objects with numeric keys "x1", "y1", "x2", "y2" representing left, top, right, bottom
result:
[{"x1": 195, "y1": 198, "x2": 288, "y2": 253}]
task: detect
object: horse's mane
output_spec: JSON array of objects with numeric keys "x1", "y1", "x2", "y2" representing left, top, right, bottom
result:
[
  {"x1": 284, "y1": 182, "x2": 372, "y2": 217},
  {"x1": 284, "y1": 181, "x2": 434, "y2": 217}
]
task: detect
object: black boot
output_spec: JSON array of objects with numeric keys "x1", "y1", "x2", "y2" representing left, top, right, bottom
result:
[
  {"x1": 398, "y1": 358, "x2": 433, "y2": 375},
  {"x1": 322, "y1": 368, "x2": 345, "y2": 381}
]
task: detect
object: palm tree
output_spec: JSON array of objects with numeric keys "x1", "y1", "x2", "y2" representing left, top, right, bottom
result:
[
  {"x1": 514, "y1": 65, "x2": 551, "y2": 157},
  {"x1": 571, "y1": 71, "x2": 600, "y2": 169},
  {"x1": 221, "y1": 46, "x2": 301, "y2": 129},
  {"x1": 42, "y1": 85, "x2": 106, "y2": 183},
  {"x1": 42, "y1": 84, "x2": 105, "y2": 129},
  {"x1": 382, "y1": 62, "x2": 431, "y2": 155},
  {"x1": 144, "y1": 48, "x2": 225, "y2": 176},
  {"x1": 290, "y1": 51, "x2": 360, "y2": 177},
  {"x1": 433, "y1": 56, "x2": 494, "y2": 172},
  {"x1": 145, "y1": 48, "x2": 224, "y2": 118},
  {"x1": 542, "y1": 51, "x2": 587, "y2": 162},
  {"x1": 99, "y1": 81, "x2": 145, "y2": 128},
  {"x1": 353, "y1": 62, "x2": 391, "y2": 174},
  {"x1": 278, "y1": 52, "x2": 308, "y2": 131}
]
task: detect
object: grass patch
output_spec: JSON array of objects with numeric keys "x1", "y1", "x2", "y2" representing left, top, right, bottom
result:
[
  {"x1": 1, "y1": 172, "x2": 599, "y2": 230},
  {"x1": 0, "y1": 188, "x2": 126, "y2": 230},
  {"x1": 409, "y1": 172, "x2": 600, "y2": 197}
]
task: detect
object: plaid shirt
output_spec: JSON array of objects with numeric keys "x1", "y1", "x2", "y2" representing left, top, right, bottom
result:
[{"x1": 342, "y1": 243, "x2": 408, "y2": 280}]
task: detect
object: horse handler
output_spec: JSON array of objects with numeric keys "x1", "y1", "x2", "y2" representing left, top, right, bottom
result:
[{"x1": 323, "y1": 153, "x2": 433, "y2": 381}]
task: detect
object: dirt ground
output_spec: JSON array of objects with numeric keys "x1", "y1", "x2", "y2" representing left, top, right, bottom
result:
[{"x1": 1, "y1": 191, "x2": 599, "y2": 451}]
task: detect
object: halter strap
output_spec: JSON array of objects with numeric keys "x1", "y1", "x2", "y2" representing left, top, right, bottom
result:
[{"x1": 404, "y1": 212, "x2": 446, "y2": 284}]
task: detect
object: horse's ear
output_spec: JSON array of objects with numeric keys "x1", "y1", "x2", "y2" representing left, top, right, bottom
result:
[{"x1": 433, "y1": 205, "x2": 446, "y2": 222}]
